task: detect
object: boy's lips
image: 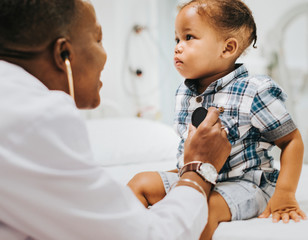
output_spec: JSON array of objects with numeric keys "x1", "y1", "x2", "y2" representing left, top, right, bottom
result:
[{"x1": 174, "y1": 57, "x2": 183, "y2": 66}]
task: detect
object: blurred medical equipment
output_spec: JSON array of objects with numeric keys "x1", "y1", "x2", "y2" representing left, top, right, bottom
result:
[{"x1": 122, "y1": 24, "x2": 173, "y2": 120}]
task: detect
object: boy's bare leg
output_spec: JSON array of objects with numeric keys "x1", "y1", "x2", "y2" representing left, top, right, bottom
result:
[
  {"x1": 127, "y1": 171, "x2": 166, "y2": 208},
  {"x1": 200, "y1": 191, "x2": 232, "y2": 240}
]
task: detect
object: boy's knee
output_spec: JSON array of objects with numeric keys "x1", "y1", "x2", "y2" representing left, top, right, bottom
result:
[
  {"x1": 208, "y1": 191, "x2": 232, "y2": 223},
  {"x1": 127, "y1": 172, "x2": 155, "y2": 194}
]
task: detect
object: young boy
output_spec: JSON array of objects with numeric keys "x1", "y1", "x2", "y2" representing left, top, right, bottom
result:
[{"x1": 128, "y1": 0, "x2": 306, "y2": 239}]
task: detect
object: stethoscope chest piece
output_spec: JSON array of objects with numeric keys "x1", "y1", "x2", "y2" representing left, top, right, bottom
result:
[{"x1": 191, "y1": 107, "x2": 208, "y2": 128}]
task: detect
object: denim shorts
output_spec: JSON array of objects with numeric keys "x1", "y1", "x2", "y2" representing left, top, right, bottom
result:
[{"x1": 158, "y1": 170, "x2": 275, "y2": 221}]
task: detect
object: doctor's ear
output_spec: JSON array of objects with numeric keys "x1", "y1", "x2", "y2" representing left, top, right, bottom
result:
[{"x1": 53, "y1": 38, "x2": 73, "y2": 71}]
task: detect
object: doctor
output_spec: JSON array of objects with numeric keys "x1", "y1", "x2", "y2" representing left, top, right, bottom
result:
[{"x1": 0, "y1": 0, "x2": 231, "y2": 239}]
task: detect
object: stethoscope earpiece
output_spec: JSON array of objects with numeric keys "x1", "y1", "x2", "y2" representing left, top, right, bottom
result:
[
  {"x1": 61, "y1": 51, "x2": 74, "y2": 101},
  {"x1": 61, "y1": 51, "x2": 70, "y2": 61}
]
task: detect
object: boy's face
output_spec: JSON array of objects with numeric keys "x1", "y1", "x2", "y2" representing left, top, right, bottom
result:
[{"x1": 174, "y1": 4, "x2": 225, "y2": 81}]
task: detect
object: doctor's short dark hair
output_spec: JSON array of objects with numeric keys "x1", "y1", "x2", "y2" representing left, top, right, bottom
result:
[
  {"x1": 180, "y1": 0, "x2": 257, "y2": 57},
  {"x1": 0, "y1": 0, "x2": 77, "y2": 49}
]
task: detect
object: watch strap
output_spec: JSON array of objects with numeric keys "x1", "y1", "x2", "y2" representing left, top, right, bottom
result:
[
  {"x1": 179, "y1": 161, "x2": 203, "y2": 179},
  {"x1": 179, "y1": 161, "x2": 217, "y2": 185}
]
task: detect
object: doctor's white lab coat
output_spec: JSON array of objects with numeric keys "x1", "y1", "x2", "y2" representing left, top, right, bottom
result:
[{"x1": 0, "y1": 60, "x2": 208, "y2": 240}]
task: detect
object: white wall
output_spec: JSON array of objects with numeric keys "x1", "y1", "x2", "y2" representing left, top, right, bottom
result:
[{"x1": 239, "y1": 0, "x2": 308, "y2": 72}]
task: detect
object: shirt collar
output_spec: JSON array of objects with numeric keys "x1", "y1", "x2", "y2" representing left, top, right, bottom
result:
[{"x1": 184, "y1": 64, "x2": 248, "y2": 95}]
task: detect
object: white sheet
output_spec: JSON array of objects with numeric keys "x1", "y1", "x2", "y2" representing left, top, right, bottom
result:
[{"x1": 86, "y1": 118, "x2": 179, "y2": 166}]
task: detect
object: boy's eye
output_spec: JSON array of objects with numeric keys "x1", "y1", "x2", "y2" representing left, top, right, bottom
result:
[
  {"x1": 175, "y1": 38, "x2": 180, "y2": 44},
  {"x1": 186, "y1": 34, "x2": 194, "y2": 40}
]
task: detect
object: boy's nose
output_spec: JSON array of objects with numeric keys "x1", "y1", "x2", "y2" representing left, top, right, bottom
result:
[{"x1": 175, "y1": 45, "x2": 183, "y2": 54}]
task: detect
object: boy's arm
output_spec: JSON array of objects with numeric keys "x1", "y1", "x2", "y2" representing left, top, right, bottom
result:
[{"x1": 259, "y1": 129, "x2": 307, "y2": 223}]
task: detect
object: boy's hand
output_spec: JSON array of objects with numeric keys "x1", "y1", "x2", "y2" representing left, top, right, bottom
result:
[{"x1": 258, "y1": 188, "x2": 307, "y2": 223}]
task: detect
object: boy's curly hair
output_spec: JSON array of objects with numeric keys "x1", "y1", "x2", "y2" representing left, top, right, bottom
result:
[{"x1": 180, "y1": 0, "x2": 257, "y2": 56}]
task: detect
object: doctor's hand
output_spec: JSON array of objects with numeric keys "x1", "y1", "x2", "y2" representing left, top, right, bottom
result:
[
  {"x1": 184, "y1": 107, "x2": 231, "y2": 173},
  {"x1": 258, "y1": 188, "x2": 307, "y2": 223}
]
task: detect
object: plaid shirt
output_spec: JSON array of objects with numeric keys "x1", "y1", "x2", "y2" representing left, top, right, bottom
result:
[{"x1": 174, "y1": 64, "x2": 296, "y2": 183}]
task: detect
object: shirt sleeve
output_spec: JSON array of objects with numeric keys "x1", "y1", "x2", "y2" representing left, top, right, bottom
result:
[
  {"x1": 250, "y1": 79, "x2": 296, "y2": 142},
  {"x1": 0, "y1": 97, "x2": 207, "y2": 240}
]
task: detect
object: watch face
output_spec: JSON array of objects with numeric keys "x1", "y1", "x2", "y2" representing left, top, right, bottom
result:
[
  {"x1": 199, "y1": 164, "x2": 209, "y2": 175},
  {"x1": 199, "y1": 163, "x2": 218, "y2": 183}
]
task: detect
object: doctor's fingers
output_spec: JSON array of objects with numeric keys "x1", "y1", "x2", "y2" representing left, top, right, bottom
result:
[
  {"x1": 185, "y1": 124, "x2": 197, "y2": 144},
  {"x1": 200, "y1": 107, "x2": 220, "y2": 127},
  {"x1": 197, "y1": 116, "x2": 223, "y2": 137}
]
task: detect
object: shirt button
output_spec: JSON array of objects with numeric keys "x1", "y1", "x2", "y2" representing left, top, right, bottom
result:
[
  {"x1": 196, "y1": 96, "x2": 203, "y2": 103},
  {"x1": 218, "y1": 106, "x2": 224, "y2": 113},
  {"x1": 217, "y1": 85, "x2": 223, "y2": 91}
]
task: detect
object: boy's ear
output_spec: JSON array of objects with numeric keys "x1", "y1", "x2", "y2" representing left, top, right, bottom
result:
[{"x1": 222, "y1": 38, "x2": 238, "y2": 59}]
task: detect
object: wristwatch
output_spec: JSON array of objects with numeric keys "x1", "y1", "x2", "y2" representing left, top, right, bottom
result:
[{"x1": 179, "y1": 161, "x2": 218, "y2": 185}]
